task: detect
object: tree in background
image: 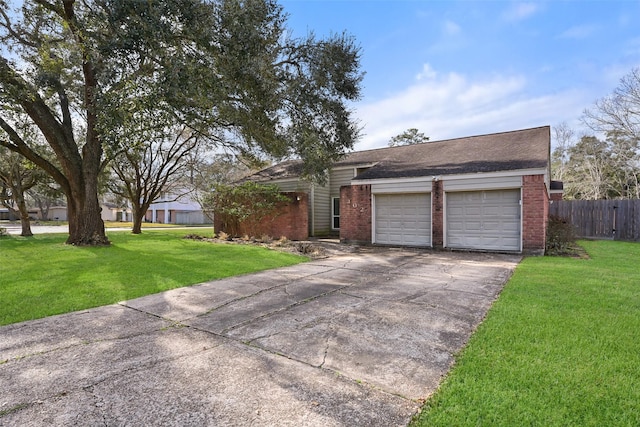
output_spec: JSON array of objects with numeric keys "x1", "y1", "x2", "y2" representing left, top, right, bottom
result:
[
  {"x1": 580, "y1": 67, "x2": 640, "y2": 199},
  {"x1": 563, "y1": 136, "x2": 613, "y2": 200},
  {"x1": 0, "y1": 147, "x2": 47, "y2": 236},
  {"x1": 551, "y1": 122, "x2": 576, "y2": 182},
  {"x1": 388, "y1": 128, "x2": 430, "y2": 147},
  {"x1": 604, "y1": 131, "x2": 640, "y2": 199},
  {"x1": 560, "y1": 133, "x2": 639, "y2": 200},
  {"x1": 0, "y1": 0, "x2": 363, "y2": 246},
  {"x1": 188, "y1": 152, "x2": 260, "y2": 222},
  {"x1": 28, "y1": 180, "x2": 64, "y2": 221},
  {"x1": 583, "y1": 68, "x2": 640, "y2": 141},
  {"x1": 108, "y1": 126, "x2": 201, "y2": 234}
]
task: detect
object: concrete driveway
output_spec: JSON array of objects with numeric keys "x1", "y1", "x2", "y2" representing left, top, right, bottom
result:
[{"x1": 0, "y1": 247, "x2": 520, "y2": 426}]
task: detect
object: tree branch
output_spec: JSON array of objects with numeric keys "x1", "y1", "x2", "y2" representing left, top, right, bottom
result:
[{"x1": 0, "y1": 114, "x2": 70, "y2": 194}]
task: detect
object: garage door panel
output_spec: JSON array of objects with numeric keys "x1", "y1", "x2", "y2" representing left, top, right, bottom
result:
[
  {"x1": 465, "y1": 221, "x2": 482, "y2": 231},
  {"x1": 448, "y1": 206, "x2": 464, "y2": 216},
  {"x1": 375, "y1": 193, "x2": 431, "y2": 247},
  {"x1": 482, "y1": 221, "x2": 502, "y2": 232},
  {"x1": 502, "y1": 221, "x2": 520, "y2": 232},
  {"x1": 446, "y1": 189, "x2": 521, "y2": 251},
  {"x1": 483, "y1": 206, "x2": 500, "y2": 216},
  {"x1": 502, "y1": 206, "x2": 520, "y2": 216}
]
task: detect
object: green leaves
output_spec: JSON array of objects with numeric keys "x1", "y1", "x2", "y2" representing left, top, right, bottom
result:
[
  {"x1": 388, "y1": 128, "x2": 430, "y2": 147},
  {"x1": 202, "y1": 181, "x2": 289, "y2": 237},
  {"x1": 1, "y1": 0, "x2": 364, "y2": 244}
]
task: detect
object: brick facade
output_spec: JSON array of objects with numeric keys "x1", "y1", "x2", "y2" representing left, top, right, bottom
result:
[
  {"x1": 550, "y1": 192, "x2": 563, "y2": 202},
  {"x1": 339, "y1": 184, "x2": 372, "y2": 244},
  {"x1": 431, "y1": 180, "x2": 444, "y2": 248},
  {"x1": 214, "y1": 192, "x2": 309, "y2": 241},
  {"x1": 522, "y1": 174, "x2": 548, "y2": 254},
  {"x1": 338, "y1": 174, "x2": 549, "y2": 254}
]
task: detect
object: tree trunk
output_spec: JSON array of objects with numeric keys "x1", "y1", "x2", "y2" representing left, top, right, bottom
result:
[
  {"x1": 67, "y1": 186, "x2": 111, "y2": 246},
  {"x1": 35, "y1": 197, "x2": 51, "y2": 221},
  {"x1": 14, "y1": 190, "x2": 33, "y2": 237},
  {"x1": 132, "y1": 204, "x2": 144, "y2": 234}
]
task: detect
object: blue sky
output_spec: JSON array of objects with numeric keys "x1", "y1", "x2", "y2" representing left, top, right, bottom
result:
[{"x1": 281, "y1": 0, "x2": 640, "y2": 150}]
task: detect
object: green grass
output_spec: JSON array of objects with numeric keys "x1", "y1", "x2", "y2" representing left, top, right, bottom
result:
[
  {"x1": 103, "y1": 221, "x2": 191, "y2": 228},
  {"x1": 0, "y1": 229, "x2": 306, "y2": 326},
  {"x1": 412, "y1": 240, "x2": 640, "y2": 427}
]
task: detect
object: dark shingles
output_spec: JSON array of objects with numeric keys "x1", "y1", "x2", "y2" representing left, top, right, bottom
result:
[
  {"x1": 241, "y1": 160, "x2": 304, "y2": 183},
  {"x1": 245, "y1": 126, "x2": 550, "y2": 182}
]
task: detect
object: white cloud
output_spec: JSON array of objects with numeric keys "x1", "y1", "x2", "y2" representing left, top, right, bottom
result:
[
  {"x1": 502, "y1": 2, "x2": 539, "y2": 22},
  {"x1": 559, "y1": 24, "x2": 598, "y2": 40},
  {"x1": 354, "y1": 67, "x2": 590, "y2": 151},
  {"x1": 415, "y1": 63, "x2": 437, "y2": 81},
  {"x1": 443, "y1": 20, "x2": 461, "y2": 36}
]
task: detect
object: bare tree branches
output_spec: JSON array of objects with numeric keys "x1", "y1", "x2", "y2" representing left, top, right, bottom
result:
[{"x1": 583, "y1": 68, "x2": 640, "y2": 140}]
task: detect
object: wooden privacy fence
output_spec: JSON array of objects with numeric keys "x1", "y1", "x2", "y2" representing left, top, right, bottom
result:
[{"x1": 550, "y1": 199, "x2": 640, "y2": 241}]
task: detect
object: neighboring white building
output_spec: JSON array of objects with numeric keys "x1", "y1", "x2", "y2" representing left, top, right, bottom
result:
[
  {"x1": 47, "y1": 206, "x2": 68, "y2": 221},
  {"x1": 37, "y1": 204, "x2": 131, "y2": 222},
  {"x1": 101, "y1": 203, "x2": 132, "y2": 222},
  {"x1": 0, "y1": 207, "x2": 38, "y2": 220},
  {"x1": 145, "y1": 192, "x2": 211, "y2": 225}
]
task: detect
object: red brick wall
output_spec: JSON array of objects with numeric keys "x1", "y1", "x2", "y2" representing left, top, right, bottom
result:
[
  {"x1": 214, "y1": 192, "x2": 309, "y2": 241},
  {"x1": 550, "y1": 192, "x2": 563, "y2": 201},
  {"x1": 432, "y1": 180, "x2": 444, "y2": 248},
  {"x1": 522, "y1": 174, "x2": 549, "y2": 254},
  {"x1": 339, "y1": 176, "x2": 549, "y2": 254},
  {"x1": 340, "y1": 184, "x2": 372, "y2": 244}
]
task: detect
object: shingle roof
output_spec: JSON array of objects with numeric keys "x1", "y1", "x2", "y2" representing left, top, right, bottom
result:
[
  {"x1": 242, "y1": 159, "x2": 304, "y2": 182},
  {"x1": 246, "y1": 126, "x2": 550, "y2": 182}
]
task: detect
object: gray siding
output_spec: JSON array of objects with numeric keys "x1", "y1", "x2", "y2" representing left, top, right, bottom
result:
[
  {"x1": 329, "y1": 168, "x2": 355, "y2": 197},
  {"x1": 312, "y1": 184, "x2": 331, "y2": 236},
  {"x1": 273, "y1": 179, "x2": 311, "y2": 192}
]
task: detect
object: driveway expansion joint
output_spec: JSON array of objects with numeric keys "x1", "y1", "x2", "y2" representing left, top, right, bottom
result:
[{"x1": 217, "y1": 284, "x2": 352, "y2": 335}]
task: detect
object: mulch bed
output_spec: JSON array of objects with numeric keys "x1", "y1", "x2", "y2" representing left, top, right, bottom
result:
[{"x1": 183, "y1": 233, "x2": 357, "y2": 259}]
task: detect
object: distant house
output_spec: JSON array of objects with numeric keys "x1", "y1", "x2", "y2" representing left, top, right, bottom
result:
[
  {"x1": 145, "y1": 192, "x2": 211, "y2": 225},
  {"x1": 101, "y1": 203, "x2": 132, "y2": 222},
  {"x1": 231, "y1": 126, "x2": 558, "y2": 254},
  {"x1": 47, "y1": 206, "x2": 68, "y2": 221},
  {"x1": 35, "y1": 204, "x2": 131, "y2": 222},
  {"x1": 0, "y1": 207, "x2": 38, "y2": 221}
]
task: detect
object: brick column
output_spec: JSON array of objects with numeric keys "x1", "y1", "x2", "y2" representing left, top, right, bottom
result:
[
  {"x1": 432, "y1": 180, "x2": 443, "y2": 248},
  {"x1": 522, "y1": 175, "x2": 549, "y2": 255},
  {"x1": 340, "y1": 184, "x2": 372, "y2": 244}
]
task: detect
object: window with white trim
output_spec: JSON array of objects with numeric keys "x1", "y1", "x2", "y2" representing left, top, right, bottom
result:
[{"x1": 332, "y1": 197, "x2": 340, "y2": 229}]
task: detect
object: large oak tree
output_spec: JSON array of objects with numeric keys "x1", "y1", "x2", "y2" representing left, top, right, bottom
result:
[{"x1": 0, "y1": 0, "x2": 363, "y2": 245}]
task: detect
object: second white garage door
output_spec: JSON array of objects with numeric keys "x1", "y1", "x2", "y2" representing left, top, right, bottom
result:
[
  {"x1": 375, "y1": 193, "x2": 431, "y2": 246},
  {"x1": 446, "y1": 189, "x2": 521, "y2": 251}
]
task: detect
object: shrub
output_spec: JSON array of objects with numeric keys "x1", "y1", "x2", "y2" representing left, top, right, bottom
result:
[
  {"x1": 546, "y1": 215, "x2": 576, "y2": 255},
  {"x1": 201, "y1": 182, "x2": 289, "y2": 237}
]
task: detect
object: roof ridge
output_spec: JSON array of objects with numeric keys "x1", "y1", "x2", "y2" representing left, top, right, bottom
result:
[{"x1": 348, "y1": 125, "x2": 550, "y2": 156}]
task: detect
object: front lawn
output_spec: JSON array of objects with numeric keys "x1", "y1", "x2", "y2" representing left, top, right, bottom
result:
[
  {"x1": 0, "y1": 230, "x2": 306, "y2": 326},
  {"x1": 411, "y1": 240, "x2": 640, "y2": 426}
]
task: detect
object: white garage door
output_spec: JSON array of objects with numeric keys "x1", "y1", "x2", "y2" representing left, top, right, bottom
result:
[
  {"x1": 446, "y1": 189, "x2": 521, "y2": 251},
  {"x1": 375, "y1": 193, "x2": 431, "y2": 246}
]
